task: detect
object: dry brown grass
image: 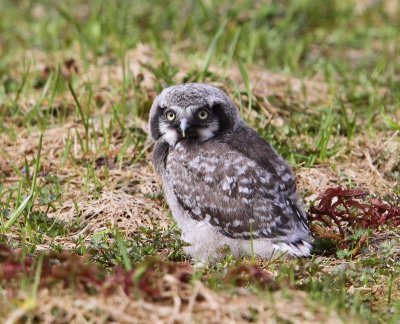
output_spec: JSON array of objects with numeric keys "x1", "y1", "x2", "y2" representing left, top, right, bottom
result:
[{"x1": 1, "y1": 280, "x2": 346, "y2": 324}]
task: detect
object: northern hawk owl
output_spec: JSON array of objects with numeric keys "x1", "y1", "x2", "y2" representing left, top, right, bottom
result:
[{"x1": 149, "y1": 83, "x2": 313, "y2": 262}]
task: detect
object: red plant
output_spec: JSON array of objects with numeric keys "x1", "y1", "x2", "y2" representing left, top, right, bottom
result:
[
  {"x1": 0, "y1": 246, "x2": 193, "y2": 300},
  {"x1": 106, "y1": 259, "x2": 192, "y2": 299},
  {"x1": 0, "y1": 246, "x2": 32, "y2": 280},
  {"x1": 224, "y1": 264, "x2": 278, "y2": 290},
  {"x1": 308, "y1": 187, "x2": 400, "y2": 238}
]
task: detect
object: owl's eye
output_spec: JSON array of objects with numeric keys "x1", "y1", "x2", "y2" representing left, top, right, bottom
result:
[
  {"x1": 197, "y1": 110, "x2": 209, "y2": 120},
  {"x1": 165, "y1": 110, "x2": 176, "y2": 121}
]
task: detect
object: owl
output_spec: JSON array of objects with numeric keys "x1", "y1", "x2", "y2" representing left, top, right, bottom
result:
[{"x1": 149, "y1": 83, "x2": 313, "y2": 262}]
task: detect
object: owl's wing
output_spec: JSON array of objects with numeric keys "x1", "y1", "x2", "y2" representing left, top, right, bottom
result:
[
  {"x1": 167, "y1": 126, "x2": 311, "y2": 244},
  {"x1": 220, "y1": 125, "x2": 310, "y2": 230}
]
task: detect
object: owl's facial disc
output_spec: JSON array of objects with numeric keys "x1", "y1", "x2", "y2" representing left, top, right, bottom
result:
[{"x1": 159, "y1": 106, "x2": 219, "y2": 145}]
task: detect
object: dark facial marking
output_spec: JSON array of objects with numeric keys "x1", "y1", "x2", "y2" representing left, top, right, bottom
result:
[
  {"x1": 212, "y1": 102, "x2": 232, "y2": 136},
  {"x1": 150, "y1": 105, "x2": 164, "y2": 139}
]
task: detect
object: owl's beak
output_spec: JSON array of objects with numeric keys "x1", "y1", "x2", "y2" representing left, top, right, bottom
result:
[{"x1": 180, "y1": 118, "x2": 188, "y2": 138}]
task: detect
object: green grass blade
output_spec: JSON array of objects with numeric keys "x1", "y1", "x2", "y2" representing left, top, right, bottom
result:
[
  {"x1": 31, "y1": 255, "x2": 44, "y2": 298},
  {"x1": 238, "y1": 60, "x2": 252, "y2": 114},
  {"x1": 13, "y1": 60, "x2": 31, "y2": 108},
  {"x1": 115, "y1": 230, "x2": 132, "y2": 271},
  {"x1": 202, "y1": 21, "x2": 226, "y2": 78},
  {"x1": 249, "y1": 223, "x2": 255, "y2": 263},
  {"x1": 30, "y1": 134, "x2": 43, "y2": 194},
  {"x1": 68, "y1": 82, "x2": 90, "y2": 152},
  {"x1": 3, "y1": 194, "x2": 33, "y2": 230},
  {"x1": 4, "y1": 134, "x2": 43, "y2": 230},
  {"x1": 382, "y1": 113, "x2": 400, "y2": 131},
  {"x1": 223, "y1": 27, "x2": 241, "y2": 76}
]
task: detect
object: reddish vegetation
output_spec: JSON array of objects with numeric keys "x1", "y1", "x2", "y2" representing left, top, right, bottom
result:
[
  {"x1": 224, "y1": 264, "x2": 278, "y2": 290},
  {"x1": 106, "y1": 259, "x2": 193, "y2": 298},
  {"x1": 0, "y1": 246, "x2": 192, "y2": 300},
  {"x1": 308, "y1": 187, "x2": 400, "y2": 238},
  {"x1": 0, "y1": 245, "x2": 276, "y2": 298}
]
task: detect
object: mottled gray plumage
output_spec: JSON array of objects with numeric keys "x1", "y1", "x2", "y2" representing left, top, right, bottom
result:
[{"x1": 149, "y1": 83, "x2": 313, "y2": 262}]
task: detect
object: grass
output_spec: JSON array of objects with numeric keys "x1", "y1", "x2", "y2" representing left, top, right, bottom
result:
[{"x1": 0, "y1": 0, "x2": 399, "y2": 322}]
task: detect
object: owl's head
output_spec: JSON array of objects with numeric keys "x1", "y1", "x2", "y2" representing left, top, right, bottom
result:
[{"x1": 149, "y1": 83, "x2": 241, "y2": 146}]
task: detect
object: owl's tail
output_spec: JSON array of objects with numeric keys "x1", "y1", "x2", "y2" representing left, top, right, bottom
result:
[{"x1": 273, "y1": 239, "x2": 313, "y2": 257}]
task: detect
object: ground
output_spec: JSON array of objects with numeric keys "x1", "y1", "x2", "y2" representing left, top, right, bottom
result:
[{"x1": 0, "y1": 0, "x2": 399, "y2": 323}]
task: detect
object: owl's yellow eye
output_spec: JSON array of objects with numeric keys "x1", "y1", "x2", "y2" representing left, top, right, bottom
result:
[
  {"x1": 165, "y1": 110, "x2": 176, "y2": 121},
  {"x1": 197, "y1": 110, "x2": 209, "y2": 120}
]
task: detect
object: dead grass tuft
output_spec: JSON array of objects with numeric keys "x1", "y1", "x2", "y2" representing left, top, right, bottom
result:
[
  {"x1": 297, "y1": 131, "x2": 399, "y2": 201},
  {"x1": 47, "y1": 189, "x2": 168, "y2": 242}
]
